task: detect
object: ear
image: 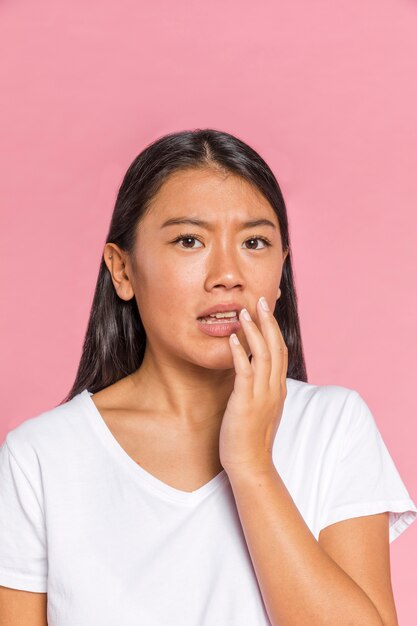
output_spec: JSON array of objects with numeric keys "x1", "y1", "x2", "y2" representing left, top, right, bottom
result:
[{"x1": 103, "y1": 243, "x2": 135, "y2": 301}]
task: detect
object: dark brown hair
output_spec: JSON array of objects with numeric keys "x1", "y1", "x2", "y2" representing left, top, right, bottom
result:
[{"x1": 61, "y1": 128, "x2": 307, "y2": 403}]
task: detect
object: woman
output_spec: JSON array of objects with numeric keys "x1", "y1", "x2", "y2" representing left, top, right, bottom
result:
[{"x1": 0, "y1": 128, "x2": 416, "y2": 625}]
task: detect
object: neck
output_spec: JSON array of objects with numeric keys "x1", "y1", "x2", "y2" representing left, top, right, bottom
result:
[{"x1": 126, "y1": 345, "x2": 236, "y2": 429}]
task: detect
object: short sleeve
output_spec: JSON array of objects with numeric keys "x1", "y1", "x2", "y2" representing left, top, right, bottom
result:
[
  {"x1": 0, "y1": 436, "x2": 48, "y2": 591},
  {"x1": 320, "y1": 390, "x2": 417, "y2": 543}
]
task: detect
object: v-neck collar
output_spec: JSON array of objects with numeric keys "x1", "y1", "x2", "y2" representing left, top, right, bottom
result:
[{"x1": 77, "y1": 389, "x2": 229, "y2": 506}]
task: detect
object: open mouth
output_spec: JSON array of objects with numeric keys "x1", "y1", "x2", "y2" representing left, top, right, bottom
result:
[
  {"x1": 197, "y1": 312, "x2": 239, "y2": 324},
  {"x1": 196, "y1": 311, "x2": 242, "y2": 337}
]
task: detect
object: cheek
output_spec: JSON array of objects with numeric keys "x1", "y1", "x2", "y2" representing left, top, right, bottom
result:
[
  {"x1": 156, "y1": 258, "x2": 202, "y2": 300},
  {"x1": 134, "y1": 257, "x2": 175, "y2": 297}
]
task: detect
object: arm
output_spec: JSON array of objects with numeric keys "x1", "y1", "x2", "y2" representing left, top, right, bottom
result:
[
  {"x1": 220, "y1": 298, "x2": 393, "y2": 626},
  {"x1": 0, "y1": 587, "x2": 48, "y2": 626},
  {"x1": 227, "y1": 463, "x2": 387, "y2": 626}
]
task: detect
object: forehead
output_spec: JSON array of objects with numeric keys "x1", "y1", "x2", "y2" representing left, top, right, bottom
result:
[{"x1": 143, "y1": 168, "x2": 278, "y2": 226}]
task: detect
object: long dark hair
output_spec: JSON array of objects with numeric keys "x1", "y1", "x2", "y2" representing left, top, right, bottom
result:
[{"x1": 61, "y1": 128, "x2": 307, "y2": 404}]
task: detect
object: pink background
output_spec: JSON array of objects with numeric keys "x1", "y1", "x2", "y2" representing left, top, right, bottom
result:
[{"x1": 1, "y1": 0, "x2": 416, "y2": 620}]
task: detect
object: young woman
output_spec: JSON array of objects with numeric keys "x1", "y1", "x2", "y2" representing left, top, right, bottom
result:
[{"x1": 1, "y1": 129, "x2": 416, "y2": 626}]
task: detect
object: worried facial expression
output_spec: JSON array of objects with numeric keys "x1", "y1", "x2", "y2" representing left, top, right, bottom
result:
[{"x1": 107, "y1": 167, "x2": 288, "y2": 371}]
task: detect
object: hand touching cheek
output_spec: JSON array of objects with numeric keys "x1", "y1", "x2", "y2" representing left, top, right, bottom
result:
[{"x1": 219, "y1": 296, "x2": 288, "y2": 474}]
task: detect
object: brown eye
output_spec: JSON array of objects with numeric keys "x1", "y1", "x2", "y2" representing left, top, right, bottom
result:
[
  {"x1": 243, "y1": 237, "x2": 271, "y2": 250},
  {"x1": 172, "y1": 235, "x2": 203, "y2": 249},
  {"x1": 172, "y1": 234, "x2": 271, "y2": 250}
]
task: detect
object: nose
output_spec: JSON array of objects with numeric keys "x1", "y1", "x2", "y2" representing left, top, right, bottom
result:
[{"x1": 203, "y1": 243, "x2": 245, "y2": 292}]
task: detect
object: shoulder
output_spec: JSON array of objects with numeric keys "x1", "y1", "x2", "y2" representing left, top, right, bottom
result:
[
  {"x1": 274, "y1": 378, "x2": 374, "y2": 486},
  {"x1": 3, "y1": 391, "x2": 88, "y2": 472},
  {"x1": 285, "y1": 376, "x2": 362, "y2": 420},
  {"x1": 280, "y1": 378, "x2": 368, "y2": 449}
]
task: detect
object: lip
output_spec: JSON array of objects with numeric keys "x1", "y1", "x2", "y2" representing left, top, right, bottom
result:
[
  {"x1": 197, "y1": 302, "x2": 245, "y2": 319},
  {"x1": 196, "y1": 318, "x2": 242, "y2": 337}
]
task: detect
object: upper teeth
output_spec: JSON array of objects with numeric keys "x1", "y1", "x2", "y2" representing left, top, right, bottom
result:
[{"x1": 208, "y1": 311, "x2": 238, "y2": 318}]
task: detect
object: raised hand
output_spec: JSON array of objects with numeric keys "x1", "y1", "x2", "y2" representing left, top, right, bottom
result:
[{"x1": 219, "y1": 294, "x2": 288, "y2": 475}]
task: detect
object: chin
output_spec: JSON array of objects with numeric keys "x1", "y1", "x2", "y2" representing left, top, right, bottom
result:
[
  {"x1": 188, "y1": 347, "x2": 236, "y2": 371},
  {"x1": 194, "y1": 343, "x2": 250, "y2": 371}
]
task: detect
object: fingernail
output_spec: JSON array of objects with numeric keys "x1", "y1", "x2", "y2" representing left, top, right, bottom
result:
[
  {"x1": 241, "y1": 308, "x2": 251, "y2": 321},
  {"x1": 259, "y1": 296, "x2": 269, "y2": 312}
]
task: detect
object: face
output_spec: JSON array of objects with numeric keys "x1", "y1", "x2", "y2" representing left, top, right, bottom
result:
[{"x1": 105, "y1": 167, "x2": 288, "y2": 372}]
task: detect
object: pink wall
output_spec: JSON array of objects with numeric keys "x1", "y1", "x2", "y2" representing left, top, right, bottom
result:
[{"x1": 1, "y1": 0, "x2": 416, "y2": 620}]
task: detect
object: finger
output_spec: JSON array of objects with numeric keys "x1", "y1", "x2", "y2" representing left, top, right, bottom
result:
[
  {"x1": 275, "y1": 319, "x2": 288, "y2": 389},
  {"x1": 229, "y1": 332, "x2": 254, "y2": 400},
  {"x1": 256, "y1": 296, "x2": 288, "y2": 389},
  {"x1": 277, "y1": 334, "x2": 288, "y2": 390},
  {"x1": 239, "y1": 306, "x2": 271, "y2": 397},
  {"x1": 281, "y1": 342, "x2": 288, "y2": 389}
]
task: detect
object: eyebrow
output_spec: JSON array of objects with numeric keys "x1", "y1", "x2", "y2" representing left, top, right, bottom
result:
[{"x1": 160, "y1": 217, "x2": 277, "y2": 230}]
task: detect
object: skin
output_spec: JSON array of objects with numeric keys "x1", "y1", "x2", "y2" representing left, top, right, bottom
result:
[
  {"x1": 0, "y1": 167, "x2": 397, "y2": 624},
  {"x1": 98, "y1": 166, "x2": 397, "y2": 624},
  {"x1": 102, "y1": 166, "x2": 288, "y2": 441}
]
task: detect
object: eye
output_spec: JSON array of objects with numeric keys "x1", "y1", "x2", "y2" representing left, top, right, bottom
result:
[
  {"x1": 243, "y1": 236, "x2": 272, "y2": 250},
  {"x1": 172, "y1": 234, "x2": 203, "y2": 249},
  {"x1": 171, "y1": 234, "x2": 272, "y2": 250}
]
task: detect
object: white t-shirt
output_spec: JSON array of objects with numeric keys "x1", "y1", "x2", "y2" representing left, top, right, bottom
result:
[{"x1": 0, "y1": 378, "x2": 416, "y2": 625}]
